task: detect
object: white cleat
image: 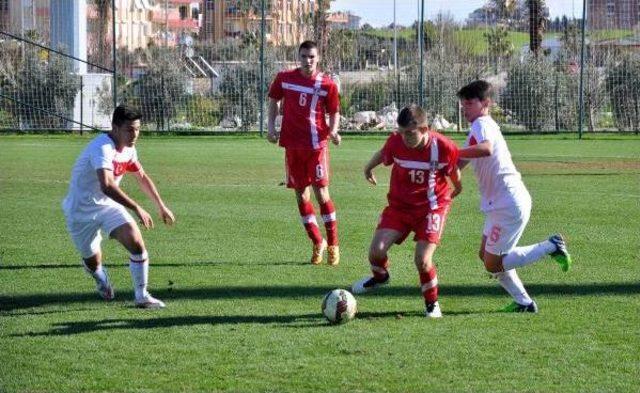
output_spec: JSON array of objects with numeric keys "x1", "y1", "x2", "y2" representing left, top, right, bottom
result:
[
  {"x1": 96, "y1": 281, "x2": 115, "y2": 301},
  {"x1": 135, "y1": 294, "x2": 166, "y2": 309},
  {"x1": 351, "y1": 275, "x2": 390, "y2": 295},
  {"x1": 425, "y1": 301, "x2": 442, "y2": 318}
]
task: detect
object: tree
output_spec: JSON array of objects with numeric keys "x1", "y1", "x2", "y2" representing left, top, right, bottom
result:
[
  {"x1": 528, "y1": 0, "x2": 546, "y2": 57},
  {"x1": 503, "y1": 57, "x2": 555, "y2": 131},
  {"x1": 484, "y1": 25, "x2": 514, "y2": 72},
  {"x1": 5, "y1": 47, "x2": 79, "y2": 129},
  {"x1": 125, "y1": 47, "x2": 188, "y2": 131},
  {"x1": 89, "y1": 0, "x2": 112, "y2": 70},
  {"x1": 606, "y1": 54, "x2": 640, "y2": 132}
]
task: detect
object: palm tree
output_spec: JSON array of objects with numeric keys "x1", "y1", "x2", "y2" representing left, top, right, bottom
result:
[
  {"x1": 91, "y1": 0, "x2": 112, "y2": 70},
  {"x1": 528, "y1": 0, "x2": 546, "y2": 57}
]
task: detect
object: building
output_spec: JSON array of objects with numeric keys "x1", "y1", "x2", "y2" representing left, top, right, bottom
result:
[
  {"x1": 0, "y1": 0, "x2": 50, "y2": 37},
  {"x1": 150, "y1": 0, "x2": 200, "y2": 46},
  {"x1": 200, "y1": 0, "x2": 316, "y2": 46},
  {"x1": 327, "y1": 11, "x2": 360, "y2": 30},
  {"x1": 588, "y1": 0, "x2": 640, "y2": 30}
]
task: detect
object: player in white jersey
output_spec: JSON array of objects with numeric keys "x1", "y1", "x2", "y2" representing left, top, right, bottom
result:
[
  {"x1": 62, "y1": 105, "x2": 175, "y2": 309},
  {"x1": 456, "y1": 80, "x2": 572, "y2": 313}
]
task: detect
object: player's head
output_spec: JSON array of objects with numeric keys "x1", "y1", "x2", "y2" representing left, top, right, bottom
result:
[
  {"x1": 111, "y1": 105, "x2": 142, "y2": 147},
  {"x1": 298, "y1": 40, "x2": 319, "y2": 76},
  {"x1": 457, "y1": 80, "x2": 493, "y2": 123},
  {"x1": 397, "y1": 104, "x2": 429, "y2": 149}
]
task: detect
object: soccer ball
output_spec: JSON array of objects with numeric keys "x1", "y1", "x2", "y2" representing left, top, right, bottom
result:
[{"x1": 321, "y1": 289, "x2": 357, "y2": 324}]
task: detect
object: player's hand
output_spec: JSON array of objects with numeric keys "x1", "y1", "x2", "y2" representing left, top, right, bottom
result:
[
  {"x1": 450, "y1": 184, "x2": 462, "y2": 199},
  {"x1": 364, "y1": 169, "x2": 377, "y2": 185},
  {"x1": 266, "y1": 131, "x2": 279, "y2": 144},
  {"x1": 330, "y1": 132, "x2": 341, "y2": 146},
  {"x1": 159, "y1": 205, "x2": 175, "y2": 225},
  {"x1": 135, "y1": 206, "x2": 154, "y2": 229}
]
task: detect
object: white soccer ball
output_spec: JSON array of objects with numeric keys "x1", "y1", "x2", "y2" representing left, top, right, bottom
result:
[{"x1": 321, "y1": 289, "x2": 357, "y2": 324}]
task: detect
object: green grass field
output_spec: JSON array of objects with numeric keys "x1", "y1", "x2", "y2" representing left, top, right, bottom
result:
[{"x1": 1, "y1": 134, "x2": 639, "y2": 392}]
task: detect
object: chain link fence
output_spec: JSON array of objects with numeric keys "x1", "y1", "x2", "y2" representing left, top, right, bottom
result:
[{"x1": 1, "y1": 0, "x2": 639, "y2": 134}]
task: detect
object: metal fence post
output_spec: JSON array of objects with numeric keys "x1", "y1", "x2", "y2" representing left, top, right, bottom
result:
[
  {"x1": 80, "y1": 74, "x2": 84, "y2": 135},
  {"x1": 259, "y1": 0, "x2": 265, "y2": 136},
  {"x1": 418, "y1": 0, "x2": 424, "y2": 107},
  {"x1": 112, "y1": 0, "x2": 117, "y2": 111},
  {"x1": 578, "y1": 0, "x2": 587, "y2": 139}
]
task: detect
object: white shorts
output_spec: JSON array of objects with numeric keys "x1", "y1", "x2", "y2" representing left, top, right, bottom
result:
[
  {"x1": 65, "y1": 204, "x2": 135, "y2": 258},
  {"x1": 483, "y1": 201, "x2": 531, "y2": 255}
]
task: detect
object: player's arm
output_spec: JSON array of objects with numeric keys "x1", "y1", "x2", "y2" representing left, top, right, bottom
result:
[
  {"x1": 328, "y1": 111, "x2": 341, "y2": 146},
  {"x1": 97, "y1": 169, "x2": 154, "y2": 229},
  {"x1": 267, "y1": 98, "x2": 280, "y2": 144},
  {"x1": 458, "y1": 140, "x2": 492, "y2": 159},
  {"x1": 364, "y1": 150, "x2": 384, "y2": 185},
  {"x1": 448, "y1": 166, "x2": 462, "y2": 199},
  {"x1": 132, "y1": 170, "x2": 175, "y2": 226}
]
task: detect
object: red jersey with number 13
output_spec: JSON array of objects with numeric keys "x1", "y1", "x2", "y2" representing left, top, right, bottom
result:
[
  {"x1": 381, "y1": 131, "x2": 459, "y2": 213},
  {"x1": 268, "y1": 69, "x2": 339, "y2": 150}
]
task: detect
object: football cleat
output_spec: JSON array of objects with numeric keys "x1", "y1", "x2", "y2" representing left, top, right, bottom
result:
[
  {"x1": 425, "y1": 301, "x2": 442, "y2": 318},
  {"x1": 501, "y1": 300, "x2": 538, "y2": 313},
  {"x1": 351, "y1": 274, "x2": 390, "y2": 295},
  {"x1": 549, "y1": 234, "x2": 572, "y2": 272},
  {"x1": 96, "y1": 281, "x2": 115, "y2": 301},
  {"x1": 327, "y1": 245, "x2": 340, "y2": 266},
  {"x1": 311, "y1": 239, "x2": 327, "y2": 265},
  {"x1": 134, "y1": 294, "x2": 166, "y2": 309}
]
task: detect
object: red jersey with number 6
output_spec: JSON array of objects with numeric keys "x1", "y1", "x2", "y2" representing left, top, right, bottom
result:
[
  {"x1": 268, "y1": 69, "x2": 339, "y2": 150},
  {"x1": 381, "y1": 131, "x2": 459, "y2": 213}
]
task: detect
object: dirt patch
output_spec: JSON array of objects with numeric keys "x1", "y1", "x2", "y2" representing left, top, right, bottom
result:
[{"x1": 517, "y1": 159, "x2": 640, "y2": 173}]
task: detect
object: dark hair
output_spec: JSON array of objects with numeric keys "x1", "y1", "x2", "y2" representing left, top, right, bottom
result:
[
  {"x1": 457, "y1": 80, "x2": 494, "y2": 101},
  {"x1": 298, "y1": 40, "x2": 318, "y2": 53},
  {"x1": 112, "y1": 105, "x2": 142, "y2": 126},
  {"x1": 397, "y1": 104, "x2": 427, "y2": 129}
]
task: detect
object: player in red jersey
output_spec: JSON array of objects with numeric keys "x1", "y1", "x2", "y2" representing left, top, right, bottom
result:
[
  {"x1": 352, "y1": 104, "x2": 462, "y2": 318},
  {"x1": 267, "y1": 40, "x2": 342, "y2": 266}
]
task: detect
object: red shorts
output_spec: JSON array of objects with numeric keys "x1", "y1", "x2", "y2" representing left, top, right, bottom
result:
[
  {"x1": 377, "y1": 205, "x2": 451, "y2": 245},
  {"x1": 285, "y1": 147, "x2": 330, "y2": 189}
]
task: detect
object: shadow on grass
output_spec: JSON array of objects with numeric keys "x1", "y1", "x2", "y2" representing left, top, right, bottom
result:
[
  {"x1": 2, "y1": 282, "x2": 638, "y2": 312},
  {"x1": 12, "y1": 309, "x2": 487, "y2": 337},
  {"x1": 0, "y1": 261, "x2": 310, "y2": 270}
]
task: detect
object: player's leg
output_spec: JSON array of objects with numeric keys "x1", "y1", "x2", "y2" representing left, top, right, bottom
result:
[
  {"x1": 481, "y1": 207, "x2": 537, "y2": 312},
  {"x1": 295, "y1": 186, "x2": 325, "y2": 264},
  {"x1": 103, "y1": 205, "x2": 164, "y2": 309},
  {"x1": 352, "y1": 228, "x2": 404, "y2": 294},
  {"x1": 310, "y1": 147, "x2": 339, "y2": 265},
  {"x1": 66, "y1": 218, "x2": 114, "y2": 300},
  {"x1": 313, "y1": 184, "x2": 339, "y2": 266},
  {"x1": 413, "y1": 207, "x2": 449, "y2": 318},
  {"x1": 414, "y1": 241, "x2": 442, "y2": 318},
  {"x1": 499, "y1": 200, "x2": 571, "y2": 272}
]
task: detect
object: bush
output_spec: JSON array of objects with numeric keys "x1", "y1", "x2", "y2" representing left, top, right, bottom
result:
[
  {"x1": 122, "y1": 47, "x2": 188, "y2": 131},
  {"x1": 502, "y1": 58, "x2": 556, "y2": 131},
  {"x1": 4, "y1": 49, "x2": 79, "y2": 129},
  {"x1": 182, "y1": 94, "x2": 222, "y2": 128},
  {"x1": 606, "y1": 54, "x2": 640, "y2": 132}
]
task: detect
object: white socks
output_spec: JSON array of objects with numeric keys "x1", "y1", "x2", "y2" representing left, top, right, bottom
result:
[
  {"x1": 493, "y1": 269, "x2": 533, "y2": 305},
  {"x1": 83, "y1": 261, "x2": 108, "y2": 285},
  {"x1": 129, "y1": 251, "x2": 150, "y2": 300},
  {"x1": 502, "y1": 240, "x2": 556, "y2": 270}
]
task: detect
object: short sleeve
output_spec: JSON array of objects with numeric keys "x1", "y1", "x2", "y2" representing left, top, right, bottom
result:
[
  {"x1": 440, "y1": 136, "x2": 460, "y2": 176},
  {"x1": 268, "y1": 72, "x2": 283, "y2": 100},
  {"x1": 381, "y1": 134, "x2": 396, "y2": 166},
  {"x1": 325, "y1": 81, "x2": 340, "y2": 114},
  {"x1": 127, "y1": 149, "x2": 142, "y2": 172},
  {"x1": 90, "y1": 141, "x2": 114, "y2": 171},
  {"x1": 468, "y1": 120, "x2": 491, "y2": 147}
]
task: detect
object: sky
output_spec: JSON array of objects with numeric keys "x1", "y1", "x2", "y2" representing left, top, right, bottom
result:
[{"x1": 329, "y1": 0, "x2": 584, "y2": 27}]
